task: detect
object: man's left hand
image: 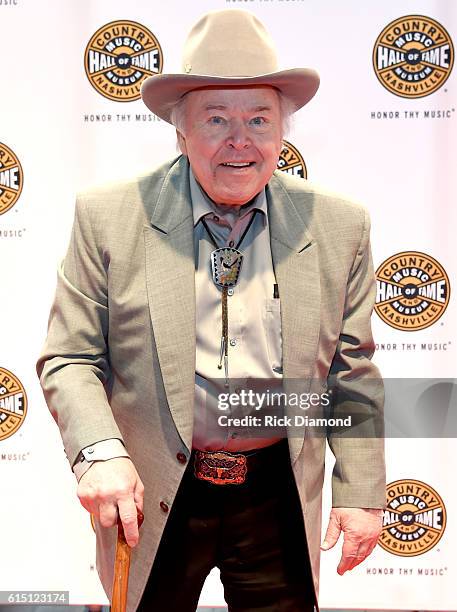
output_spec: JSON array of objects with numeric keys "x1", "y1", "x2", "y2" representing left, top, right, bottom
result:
[{"x1": 320, "y1": 507, "x2": 384, "y2": 574}]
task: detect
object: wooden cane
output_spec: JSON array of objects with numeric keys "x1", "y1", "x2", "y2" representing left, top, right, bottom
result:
[{"x1": 111, "y1": 509, "x2": 144, "y2": 612}]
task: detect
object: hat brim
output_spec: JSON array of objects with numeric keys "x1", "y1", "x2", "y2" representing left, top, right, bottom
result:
[{"x1": 140, "y1": 68, "x2": 319, "y2": 124}]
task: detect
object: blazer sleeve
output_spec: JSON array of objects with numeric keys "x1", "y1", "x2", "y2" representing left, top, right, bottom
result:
[
  {"x1": 327, "y1": 207, "x2": 386, "y2": 509},
  {"x1": 36, "y1": 196, "x2": 123, "y2": 468}
]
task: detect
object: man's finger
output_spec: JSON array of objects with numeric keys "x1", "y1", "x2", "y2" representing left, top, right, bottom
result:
[
  {"x1": 98, "y1": 501, "x2": 119, "y2": 528},
  {"x1": 337, "y1": 535, "x2": 359, "y2": 574},
  {"x1": 321, "y1": 512, "x2": 341, "y2": 550},
  {"x1": 118, "y1": 498, "x2": 140, "y2": 548},
  {"x1": 78, "y1": 496, "x2": 95, "y2": 515},
  {"x1": 337, "y1": 534, "x2": 380, "y2": 574},
  {"x1": 133, "y1": 480, "x2": 145, "y2": 513},
  {"x1": 346, "y1": 537, "x2": 379, "y2": 571},
  {"x1": 343, "y1": 521, "x2": 382, "y2": 572}
]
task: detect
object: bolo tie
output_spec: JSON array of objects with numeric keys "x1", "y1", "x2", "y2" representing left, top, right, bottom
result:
[{"x1": 201, "y1": 210, "x2": 258, "y2": 387}]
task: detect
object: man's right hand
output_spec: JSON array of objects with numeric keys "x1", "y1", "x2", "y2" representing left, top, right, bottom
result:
[{"x1": 77, "y1": 457, "x2": 144, "y2": 547}]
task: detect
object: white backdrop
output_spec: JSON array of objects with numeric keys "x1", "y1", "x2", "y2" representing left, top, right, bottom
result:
[{"x1": 1, "y1": 0, "x2": 455, "y2": 609}]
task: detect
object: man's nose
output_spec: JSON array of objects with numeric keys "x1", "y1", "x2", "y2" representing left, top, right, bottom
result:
[{"x1": 226, "y1": 120, "x2": 251, "y2": 149}]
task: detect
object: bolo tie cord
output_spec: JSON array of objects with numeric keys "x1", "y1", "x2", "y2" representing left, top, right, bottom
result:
[{"x1": 201, "y1": 211, "x2": 258, "y2": 387}]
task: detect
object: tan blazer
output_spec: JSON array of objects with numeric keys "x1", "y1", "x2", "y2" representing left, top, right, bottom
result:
[{"x1": 37, "y1": 155, "x2": 385, "y2": 612}]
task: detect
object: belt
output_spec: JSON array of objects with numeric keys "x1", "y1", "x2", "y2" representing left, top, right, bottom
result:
[{"x1": 193, "y1": 440, "x2": 288, "y2": 486}]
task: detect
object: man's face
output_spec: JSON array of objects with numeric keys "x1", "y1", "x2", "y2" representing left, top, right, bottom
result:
[{"x1": 178, "y1": 87, "x2": 283, "y2": 206}]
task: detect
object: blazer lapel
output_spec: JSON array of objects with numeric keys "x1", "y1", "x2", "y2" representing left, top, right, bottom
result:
[
  {"x1": 267, "y1": 173, "x2": 321, "y2": 464},
  {"x1": 143, "y1": 157, "x2": 195, "y2": 452}
]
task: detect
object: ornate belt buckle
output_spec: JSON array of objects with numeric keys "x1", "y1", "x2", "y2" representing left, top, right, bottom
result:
[{"x1": 194, "y1": 449, "x2": 247, "y2": 485}]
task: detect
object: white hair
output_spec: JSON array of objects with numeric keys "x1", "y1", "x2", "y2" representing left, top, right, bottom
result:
[
  {"x1": 277, "y1": 93, "x2": 296, "y2": 138},
  {"x1": 168, "y1": 88, "x2": 295, "y2": 146}
]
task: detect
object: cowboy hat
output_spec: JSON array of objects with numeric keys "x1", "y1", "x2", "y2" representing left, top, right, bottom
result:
[{"x1": 141, "y1": 9, "x2": 319, "y2": 124}]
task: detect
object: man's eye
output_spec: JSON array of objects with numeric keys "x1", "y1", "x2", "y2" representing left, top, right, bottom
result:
[
  {"x1": 210, "y1": 116, "x2": 225, "y2": 125},
  {"x1": 250, "y1": 117, "x2": 266, "y2": 126}
]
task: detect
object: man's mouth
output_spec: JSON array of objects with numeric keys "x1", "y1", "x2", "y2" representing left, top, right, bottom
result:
[{"x1": 221, "y1": 162, "x2": 255, "y2": 167}]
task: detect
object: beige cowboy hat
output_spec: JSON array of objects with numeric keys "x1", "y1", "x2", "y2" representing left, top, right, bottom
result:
[{"x1": 141, "y1": 9, "x2": 319, "y2": 124}]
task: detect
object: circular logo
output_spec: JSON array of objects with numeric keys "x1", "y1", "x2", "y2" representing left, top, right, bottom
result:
[
  {"x1": 277, "y1": 140, "x2": 307, "y2": 178},
  {"x1": 84, "y1": 20, "x2": 163, "y2": 102},
  {"x1": 375, "y1": 251, "x2": 450, "y2": 331},
  {"x1": 380, "y1": 479, "x2": 447, "y2": 556},
  {"x1": 0, "y1": 367, "x2": 27, "y2": 441},
  {"x1": 0, "y1": 142, "x2": 23, "y2": 215},
  {"x1": 373, "y1": 15, "x2": 454, "y2": 98}
]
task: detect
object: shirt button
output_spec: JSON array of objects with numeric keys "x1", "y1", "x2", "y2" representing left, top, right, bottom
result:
[
  {"x1": 230, "y1": 338, "x2": 237, "y2": 347},
  {"x1": 159, "y1": 501, "x2": 169, "y2": 513},
  {"x1": 229, "y1": 240, "x2": 234, "y2": 247},
  {"x1": 176, "y1": 452, "x2": 187, "y2": 464},
  {"x1": 213, "y1": 215, "x2": 219, "y2": 222},
  {"x1": 228, "y1": 288, "x2": 234, "y2": 296},
  {"x1": 87, "y1": 447, "x2": 94, "y2": 454}
]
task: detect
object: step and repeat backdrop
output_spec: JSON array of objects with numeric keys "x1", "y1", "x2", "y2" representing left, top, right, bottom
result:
[{"x1": 1, "y1": 0, "x2": 455, "y2": 609}]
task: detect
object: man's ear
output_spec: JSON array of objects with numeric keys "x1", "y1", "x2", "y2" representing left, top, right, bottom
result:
[{"x1": 176, "y1": 129, "x2": 187, "y2": 156}]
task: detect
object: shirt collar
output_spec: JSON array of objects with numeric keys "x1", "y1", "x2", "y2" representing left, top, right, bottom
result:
[{"x1": 189, "y1": 168, "x2": 267, "y2": 227}]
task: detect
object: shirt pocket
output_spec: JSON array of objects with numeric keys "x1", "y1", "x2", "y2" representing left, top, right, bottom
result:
[{"x1": 263, "y1": 298, "x2": 283, "y2": 373}]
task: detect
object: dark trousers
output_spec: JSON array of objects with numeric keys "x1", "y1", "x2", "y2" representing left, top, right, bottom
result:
[{"x1": 138, "y1": 441, "x2": 316, "y2": 611}]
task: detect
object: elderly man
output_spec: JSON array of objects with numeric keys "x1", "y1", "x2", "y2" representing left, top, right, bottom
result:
[{"x1": 37, "y1": 9, "x2": 385, "y2": 612}]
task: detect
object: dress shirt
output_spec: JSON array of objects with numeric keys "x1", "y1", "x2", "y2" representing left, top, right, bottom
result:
[{"x1": 191, "y1": 170, "x2": 283, "y2": 451}]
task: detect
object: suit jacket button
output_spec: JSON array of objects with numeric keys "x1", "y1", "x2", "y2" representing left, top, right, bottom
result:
[
  {"x1": 176, "y1": 452, "x2": 187, "y2": 464},
  {"x1": 159, "y1": 501, "x2": 169, "y2": 513}
]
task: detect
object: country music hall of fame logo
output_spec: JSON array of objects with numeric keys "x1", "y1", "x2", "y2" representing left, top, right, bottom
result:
[
  {"x1": 375, "y1": 251, "x2": 450, "y2": 331},
  {"x1": 373, "y1": 15, "x2": 454, "y2": 98},
  {"x1": 380, "y1": 479, "x2": 447, "y2": 556},
  {"x1": 0, "y1": 367, "x2": 27, "y2": 442},
  {"x1": 84, "y1": 20, "x2": 163, "y2": 102},
  {"x1": 277, "y1": 141, "x2": 307, "y2": 178},
  {"x1": 0, "y1": 142, "x2": 23, "y2": 215}
]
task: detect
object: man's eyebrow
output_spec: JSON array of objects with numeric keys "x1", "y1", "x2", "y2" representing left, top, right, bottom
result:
[
  {"x1": 203, "y1": 104, "x2": 274, "y2": 112},
  {"x1": 204, "y1": 104, "x2": 228, "y2": 111},
  {"x1": 252, "y1": 105, "x2": 273, "y2": 113}
]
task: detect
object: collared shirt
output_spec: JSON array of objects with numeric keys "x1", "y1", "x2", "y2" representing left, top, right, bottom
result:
[{"x1": 191, "y1": 170, "x2": 283, "y2": 451}]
